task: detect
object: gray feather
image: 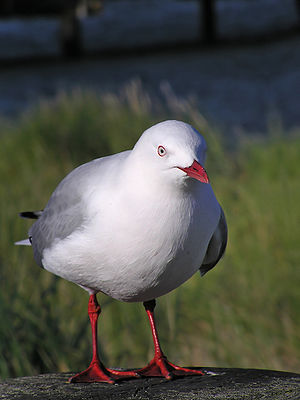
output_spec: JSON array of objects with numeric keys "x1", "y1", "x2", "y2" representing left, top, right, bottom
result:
[
  {"x1": 29, "y1": 152, "x2": 129, "y2": 267},
  {"x1": 199, "y1": 206, "x2": 227, "y2": 276},
  {"x1": 29, "y1": 165, "x2": 93, "y2": 266}
]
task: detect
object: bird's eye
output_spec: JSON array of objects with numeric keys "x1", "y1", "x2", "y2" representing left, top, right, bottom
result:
[{"x1": 157, "y1": 145, "x2": 166, "y2": 157}]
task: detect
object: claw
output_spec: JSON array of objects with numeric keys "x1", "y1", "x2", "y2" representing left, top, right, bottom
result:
[
  {"x1": 69, "y1": 361, "x2": 139, "y2": 383},
  {"x1": 136, "y1": 356, "x2": 204, "y2": 379}
]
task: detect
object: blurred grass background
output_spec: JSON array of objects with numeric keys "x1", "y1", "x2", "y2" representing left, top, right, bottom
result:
[{"x1": 0, "y1": 82, "x2": 299, "y2": 379}]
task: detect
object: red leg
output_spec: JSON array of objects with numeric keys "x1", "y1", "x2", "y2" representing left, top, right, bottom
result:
[
  {"x1": 69, "y1": 294, "x2": 138, "y2": 383},
  {"x1": 136, "y1": 300, "x2": 205, "y2": 380}
]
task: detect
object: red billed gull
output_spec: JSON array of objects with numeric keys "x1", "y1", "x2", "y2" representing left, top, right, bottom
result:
[{"x1": 16, "y1": 120, "x2": 227, "y2": 383}]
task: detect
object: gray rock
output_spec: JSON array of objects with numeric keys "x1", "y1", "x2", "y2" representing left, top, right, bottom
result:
[{"x1": 0, "y1": 368, "x2": 299, "y2": 400}]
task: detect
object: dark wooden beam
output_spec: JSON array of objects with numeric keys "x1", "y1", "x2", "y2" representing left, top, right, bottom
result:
[{"x1": 201, "y1": 0, "x2": 217, "y2": 43}]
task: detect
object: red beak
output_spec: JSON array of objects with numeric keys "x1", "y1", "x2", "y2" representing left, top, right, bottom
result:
[{"x1": 178, "y1": 160, "x2": 209, "y2": 184}]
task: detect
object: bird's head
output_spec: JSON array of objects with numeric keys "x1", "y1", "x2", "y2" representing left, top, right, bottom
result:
[{"x1": 130, "y1": 120, "x2": 209, "y2": 189}]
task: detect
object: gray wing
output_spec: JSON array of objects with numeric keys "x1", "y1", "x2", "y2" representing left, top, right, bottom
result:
[
  {"x1": 29, "y1": 166, "x2": 89, "y2": 267},
  {"x1": 199, "y1": 206, "x2": 227, "y2": 277},
  {"x1": 29, "y1": 201, "x2": 85, "y2": 267},
  {"x1": 28, "y1": 152, "x2": 129, "y2": 267}
]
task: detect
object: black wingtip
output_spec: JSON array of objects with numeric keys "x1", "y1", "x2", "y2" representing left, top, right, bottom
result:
[{"x1": 19, "y1": 211, "x2": 42, "y2": 219}]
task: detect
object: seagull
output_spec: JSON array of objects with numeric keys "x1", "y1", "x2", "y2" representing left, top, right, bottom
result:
[{"x1": 16, "y1": 120, "x2": 227, "y2": 383}]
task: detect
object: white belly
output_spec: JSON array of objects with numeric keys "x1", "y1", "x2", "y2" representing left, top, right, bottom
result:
[{"x1": 42, "y1": 185, "x2": 220, "y2": 302}]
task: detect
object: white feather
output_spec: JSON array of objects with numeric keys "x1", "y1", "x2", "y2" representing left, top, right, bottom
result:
[
  {"x1": 30, "y1": 120, "x2": 224, "y2": 302},
  {"x1": 15, "y1": 239, "x2": 31, "y2": 246}
]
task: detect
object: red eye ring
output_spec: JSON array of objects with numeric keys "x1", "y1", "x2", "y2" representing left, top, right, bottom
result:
[{"x1": 157, "y1": 145, "x2": 166, "y2": 157}]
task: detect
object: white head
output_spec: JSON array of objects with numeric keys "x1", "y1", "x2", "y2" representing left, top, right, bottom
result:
[{"x1": 129, "y1": 120, "x2": 209, "y2": 188}]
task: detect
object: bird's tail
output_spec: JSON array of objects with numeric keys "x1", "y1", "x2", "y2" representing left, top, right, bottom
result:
[
  {"x1": 19, "y1": 210, "x2": 43, "y2": 219},
  {"x1": 15, "y1": 239, "x2": 31, "y2": 246},
  {"x1": 15, "y1": 210, "x2": 42, "y2": 246}
]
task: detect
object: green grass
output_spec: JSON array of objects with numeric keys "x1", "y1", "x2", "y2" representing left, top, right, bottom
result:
[{"x1": 0, "y1": 84, "x2": 299, "y2": 379}]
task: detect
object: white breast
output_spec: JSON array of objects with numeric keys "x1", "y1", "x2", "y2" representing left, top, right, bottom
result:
[{"x1": 42, "y1": 181, "x2": 220, "y2": 302}]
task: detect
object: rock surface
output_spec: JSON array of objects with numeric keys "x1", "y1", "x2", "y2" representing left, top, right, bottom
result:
[{"x1": 1, "y1": 368, "x2": 299, "y2": 400}]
